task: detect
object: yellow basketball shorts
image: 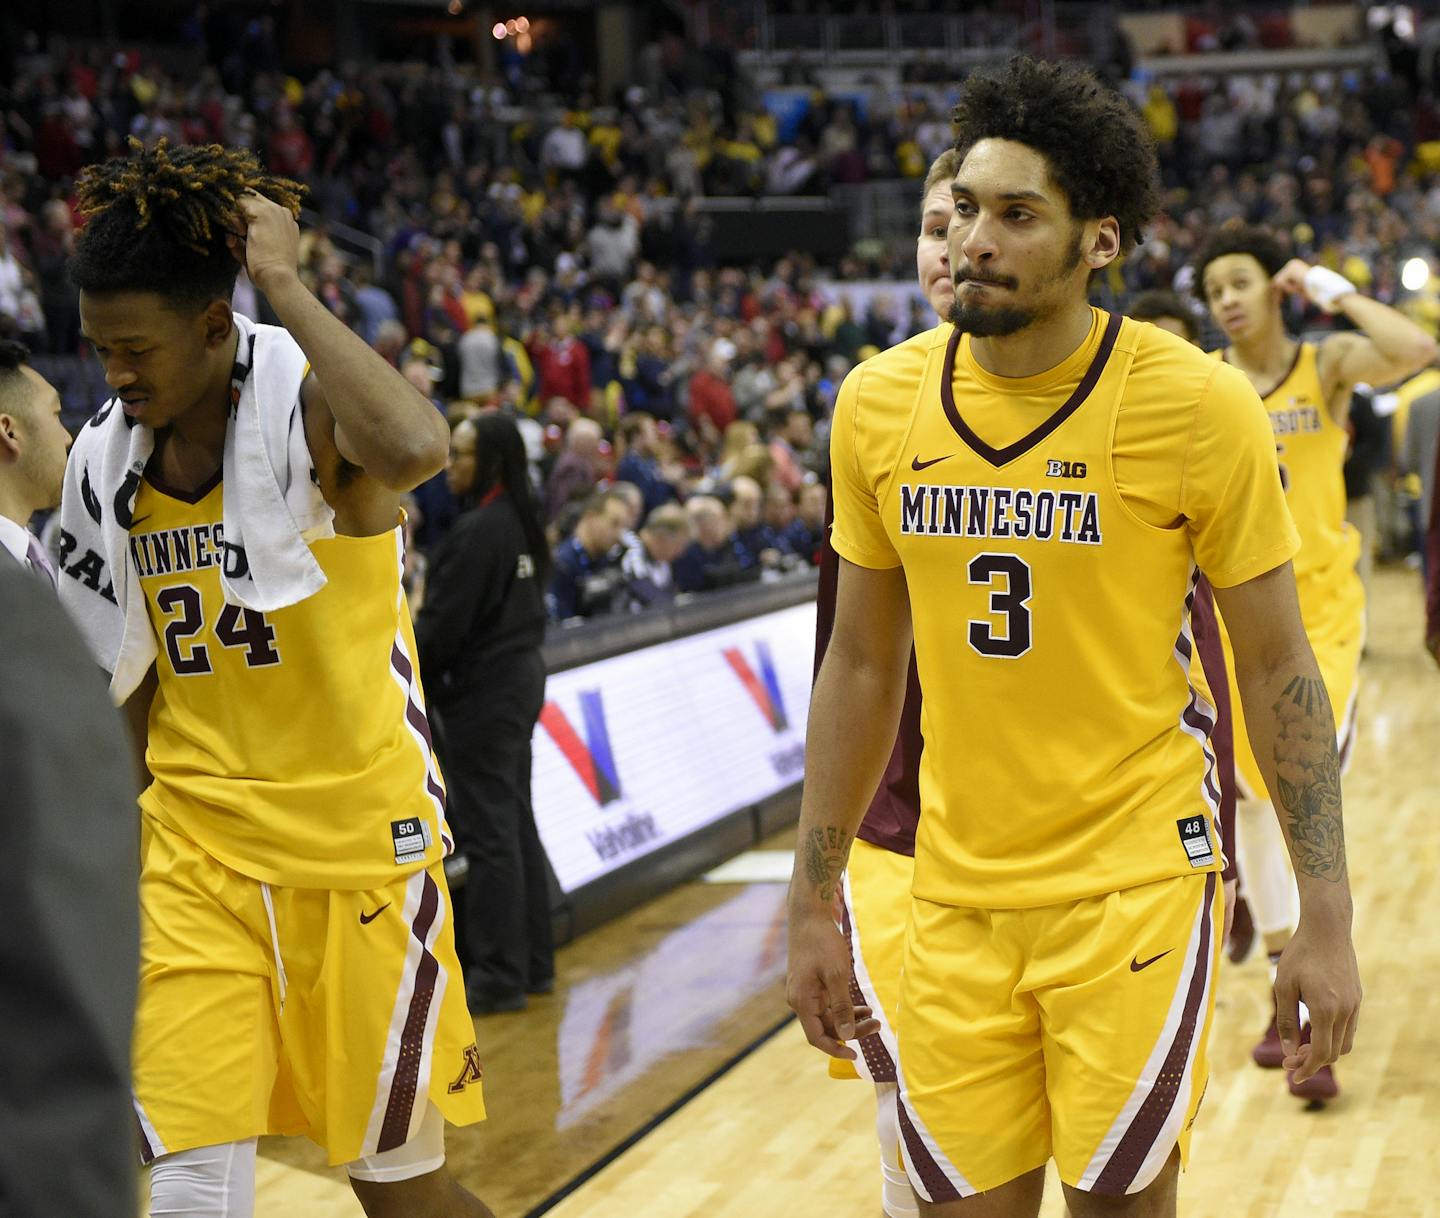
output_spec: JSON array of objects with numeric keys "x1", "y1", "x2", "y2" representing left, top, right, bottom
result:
[
  {"x1": 132, "y1": 816, "x2": 487, "y2": 1167},
  {"x1": 1227, "y1": 607, "x2": 1363, "y2": 799},
  {"x1": 895, "y1": 871, "x2": 1222, "y2": 1200},
  {"x1": 830, "y1": 838, "x2": 913, "y2": 1083}
]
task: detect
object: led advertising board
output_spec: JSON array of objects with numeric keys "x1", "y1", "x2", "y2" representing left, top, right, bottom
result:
[{"x1": 533, "y1": 602, "x2": 817, "y2": 894}]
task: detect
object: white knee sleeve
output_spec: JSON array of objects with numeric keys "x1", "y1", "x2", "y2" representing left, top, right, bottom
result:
[
  {"x1": 1236, "y1": 798, "x2": 1299, "y2": 937},
  {"x1": 874, "y1": 1083, "x2": 919, "y2": 1218},
  {"x1": 347, "y1": 1101, "x2": 446, "y2": 1183},
  {"x1": 149, "y1": 1139, "x2": 257, "y2": 1218}
]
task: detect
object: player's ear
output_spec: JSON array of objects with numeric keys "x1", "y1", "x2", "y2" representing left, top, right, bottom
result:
[
  {"x1": 201, "y1": 298, "x2": 235, "y2": 351},
  {"x1": 0, "y1": 413, "x2": 20, "y2": 460},
  {"x1": 1084, "y1": 217, "x2": 1121, "y2": 270}
]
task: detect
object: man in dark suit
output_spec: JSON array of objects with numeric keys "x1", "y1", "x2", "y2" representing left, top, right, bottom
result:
[
  {"x1": 0, "y1": 561, "x2": 140, "y2": 1216},
  {"x1": 0, "y1": 340, "x2": 71, "y2": 583}
]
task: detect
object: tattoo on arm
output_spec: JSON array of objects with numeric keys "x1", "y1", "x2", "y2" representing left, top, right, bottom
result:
[
  {"x1": 803, "y1": 826, "x2": 853, "y2": 902},
  {"x1": 1271, "y1": 675, "x2": 1347, "y2": 882}
]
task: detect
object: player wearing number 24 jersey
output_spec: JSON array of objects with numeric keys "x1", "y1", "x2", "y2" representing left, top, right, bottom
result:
[
  {"x1": 58, "y1": 142, "x2": 494, "y2": 1218},
  {"x1": 788, "y1": 58, "x2": 1361, "y2": 1218}
]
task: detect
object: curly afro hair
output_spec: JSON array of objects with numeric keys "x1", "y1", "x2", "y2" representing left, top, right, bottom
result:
[
  {"x1": 70, "y1": 138, "x2": 306, "y2": 312},
  {"x1": 950, "y1": 56, "x2": 1160, "y2": 254},
  {"x1": 1191, "y1": 222, "x2": 1289, "y2": 288}
]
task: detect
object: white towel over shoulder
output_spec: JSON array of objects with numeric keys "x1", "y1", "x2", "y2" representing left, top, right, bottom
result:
[{"x1": 58, "y1": 313, "x2": 334, "y2": 703}]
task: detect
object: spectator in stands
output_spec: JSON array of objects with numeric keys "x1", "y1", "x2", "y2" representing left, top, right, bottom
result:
[
  {"x1": 608, "y1": 481, "x2": 645, "y2": 551},
  {"x1": 351, "y1": 261, "x2": 399, "y2": 347},
  {"x1": 764, "y1": 480, "x2": 798, "y2": 543},
  {"x1": 416, "y1": 414, "x2": 553, "y2": 1014},
  {"x1": 785, "y1": 480, "x2": 828, "y2": 565},
  {"x1": 730, "y1": 474, "x2": 789, "y2": 568},
  {"x1": 373, "y1": 318, "x2": 408, "y2": 368},
  {"x1": 614, "y1": 412, "x2": 677, "y2": 514},
  {"x1": 548, "y1": 488, "x2": 629, "y2": 621},
  {"x1": 586, "y1": 198, "x2": 640, "y2": 296},
  {"x1": 530, "y1": 315, "x2": 591, "y2": 412},
  {"x1": 767, "y1": 407, "x2": 815, "y2": 493},
  {"x1": 0, "y1": 226, "x2": 24, "y2": 330},
  {"x1": 459, "y1": 320, "x2": 503, "y2": 403},
  {"x1": 544, "y1": 416, "x2": 606, "y2": 523},
  {"x1": 688, "y1": 345, "x2": 739, "y2": 444},
  {"x1": 672, "y1": 494, "x2": 759, "y2": 593},
  {"x1": 620, "y1": 502, "x2": 691, "y2": 612},
  {"x1": 540, "y1": 111, "x2": 588, "y2": 179},
  {"x1": 31, "y1": 200, "x2": 80, "y2": 356}
]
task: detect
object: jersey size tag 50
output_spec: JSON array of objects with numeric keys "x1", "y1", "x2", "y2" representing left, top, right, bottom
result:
[
  {"x1": 1176, "y1": 816, "x2": 1216, "y2": 869},
  {"x1": 392, "y1": 816, "x2": 433, "y2": 865}
]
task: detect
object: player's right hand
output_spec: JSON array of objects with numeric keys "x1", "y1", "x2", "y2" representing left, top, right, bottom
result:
[{"x1": 786, "y1": 904, "x2": 880, "y2": 1059}]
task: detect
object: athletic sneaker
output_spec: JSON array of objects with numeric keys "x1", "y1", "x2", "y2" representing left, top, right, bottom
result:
[
  {"x1": 1253, "y1": 1007, "x2": 1285, "y2": 1068},
  {"x1": 1289, "y1": 1062, "x2": 1340, "y2": 1103}
]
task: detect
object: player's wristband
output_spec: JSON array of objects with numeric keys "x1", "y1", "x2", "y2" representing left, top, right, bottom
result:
[{"x1": 1303, "y1": 265, "x2": 1357, "y2": 313}]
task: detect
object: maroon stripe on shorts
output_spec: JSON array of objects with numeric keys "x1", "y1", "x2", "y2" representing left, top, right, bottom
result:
[
  {"x1": 838, "y1": 884, "x2": 897, "y2": 1084},
  {"x1": 1091, "y1": 872, "x2": 1217, "y2": 1196},
  {"x1": 377, "y1": 873, "x2": 442, "y2": 1152},
  {"x1": 896, "y1": 1091, "x2": 963, "y2": 1203}
]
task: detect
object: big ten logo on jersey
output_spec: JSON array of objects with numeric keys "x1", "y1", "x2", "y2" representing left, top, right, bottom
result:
[
  {"x1": 516, "y1": 553, "x2": 536, "y2": 580},
  {"x1": 1046, "y1": 459, "x2": 1087, "y2": 478},
  {"x1": 538, "y1": 690, "x2": 659, "y2": 867}
]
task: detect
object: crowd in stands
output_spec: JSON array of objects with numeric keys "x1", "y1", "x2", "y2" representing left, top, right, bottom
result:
[{"x1": 4, "y1": 19, "x2": 1440, "y2": 625}]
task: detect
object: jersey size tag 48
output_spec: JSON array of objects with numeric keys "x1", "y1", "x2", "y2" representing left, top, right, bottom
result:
[
  {"x1": 392, "y1": 816, "x2": 433, "y2": 865},
  {"x1": 1176, "y1": 816, "x2": 1216, "y2": 869}
]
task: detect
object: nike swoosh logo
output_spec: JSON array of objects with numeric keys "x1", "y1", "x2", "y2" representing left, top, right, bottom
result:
[
  {"x1": 911, "y1": 454, "x2": 954, "y2": 471},
  {"x1": 359, "y1": 903, "x2": 391, "y2": 925},
  {"x1": 1130, "y1": 949, "x2": 1174, "y2": 973}
]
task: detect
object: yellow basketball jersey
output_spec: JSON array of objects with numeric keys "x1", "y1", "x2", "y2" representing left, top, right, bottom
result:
[
  {"x1": 132, "y1": 474, "x2": 451, "y2": 889},
  {"x1": 830, "y1": 312, "x2": 1297, "y2": 908},
  {"x1": 1223, "y1": 342, "x2": 1364, "y2": 646}
]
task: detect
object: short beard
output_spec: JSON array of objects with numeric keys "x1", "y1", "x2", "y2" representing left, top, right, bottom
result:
[
  {"x1": 947, "y1": 299, "x2": 1035, "y2": 337},
  {"x1": 948, "y1": 227, "x2": 1087, "y2": 339}
]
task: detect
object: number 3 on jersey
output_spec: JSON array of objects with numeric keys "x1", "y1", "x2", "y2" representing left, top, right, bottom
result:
[
  {"x1": 156, "y1": 583, "x2": 281, "y2": 675},
  {"x1": 968, "y1": 552, "x2": 1032, "y2": 659}
]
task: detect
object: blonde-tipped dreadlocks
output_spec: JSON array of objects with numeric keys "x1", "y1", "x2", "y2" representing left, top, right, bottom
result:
[{"x1": 71, "y1": 138, "x2": 307, "y2": 309}]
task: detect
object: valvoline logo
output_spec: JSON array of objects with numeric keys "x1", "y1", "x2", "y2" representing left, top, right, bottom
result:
[
  {"x1": 722, "y1": 641, "x2": 789, "y2": 733},
  {"x1": 539, "y1": 690, "x2": 621, "y2": 805}
]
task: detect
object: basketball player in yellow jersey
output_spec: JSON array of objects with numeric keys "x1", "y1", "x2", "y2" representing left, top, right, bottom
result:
[
  {"x1": 788, "y1": 58, "x2": 1361, "y2": 1218},
  {"x1": 62, "y1": 144, "x2": 493, "y2": 1217},
  {"x1": 1196, "y1": 224, "x2": 1434, "y2": 1100}
]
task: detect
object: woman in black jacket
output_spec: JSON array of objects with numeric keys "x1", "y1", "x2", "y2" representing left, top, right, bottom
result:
[{"x1": 417, "y1": 412, "x2": 554, "y2": 1014}]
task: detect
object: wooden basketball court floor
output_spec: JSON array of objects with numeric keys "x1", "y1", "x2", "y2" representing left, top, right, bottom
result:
[{"x1": 144, "y1": 565, "x2": 1440, "y2": 1216}]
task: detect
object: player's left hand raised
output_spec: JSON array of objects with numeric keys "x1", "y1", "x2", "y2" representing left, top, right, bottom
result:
[
  {"x1": 227, "y1": 190, "x2": 301, "y2": 294},
  {"x1": 1273, "y1": 915, "x2": 1362, "y2": 1083}
]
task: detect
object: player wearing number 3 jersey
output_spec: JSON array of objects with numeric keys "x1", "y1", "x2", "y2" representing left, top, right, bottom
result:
[
  {"x1": 58, "y1": 143, "x2": 494, "y2": 1217},
  {"x1": 787, "y1": 59, "x2": 1362, "y2": 1218}
]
